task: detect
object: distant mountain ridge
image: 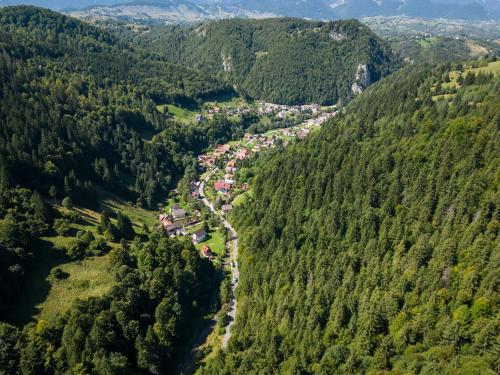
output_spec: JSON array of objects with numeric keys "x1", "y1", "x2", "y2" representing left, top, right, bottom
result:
[
  {"x1": 134, "y1": 18, "x2": 398, "y2": 104},
  {"x1": 68, "y1": 0, "x2": 278, "y2": 25},
  {"x1": 1, "y1": 0, "x2": 499, "y2": 20}
]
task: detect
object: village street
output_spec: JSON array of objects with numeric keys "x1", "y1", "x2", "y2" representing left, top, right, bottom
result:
[
  {"x1": 191, "y1": 108, "x2": 338, "y2": 348},
  {"x1": 171, "y1": 106, "x2": 338, "y2": 373},
  {"x1": 171, "y1": 107, "x2": 338, "y2": 370},
  {"x1": 198, "y1": 168, "x2": 240, "y2": 348}
]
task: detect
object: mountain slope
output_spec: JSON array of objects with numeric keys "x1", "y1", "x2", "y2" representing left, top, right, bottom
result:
[
  {"x1": 0, "y1": 7, "x2": 224, "y2": 373},
  {"x1": 202, "y1": 62, "x2": 500, "y2": 373},
  {"x1": 0, "y1": 3, "x2": 234, "y2": 321},
  {"x1": 0, "y1": 5, "x2": 234, "y2": 208},
  {"x1": 139, "y1": 18, "x2": 397, "y2": 104}
]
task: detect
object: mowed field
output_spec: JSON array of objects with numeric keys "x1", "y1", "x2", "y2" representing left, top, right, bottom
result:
[
  {"x1": 444, "y1": 60, "x2": 500, "y2": 89},
  {"x1": 37, "y1": 254, "x2": 115, "y2": 321},
  {"x1": 433, "y1": 60, "x2": 500, "y2": 101},
  {"x1": 7, "y1": 189, "x2": 157, "y2": 325},
  {"x1": 194, "y1": 228, "x2": 226, "y2": 257}
]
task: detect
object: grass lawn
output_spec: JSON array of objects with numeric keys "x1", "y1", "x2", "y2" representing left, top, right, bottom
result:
[
  {"x1": 36, "y1": 191, "x2": 156, "y2": 321},
  {"x1": 3, "y1": 239, "x2": 68, "y2": 326},
  {"x1": 4, "y1": 224, "x2": 118, "y2": 325},
  {"x1": 157, "y1": 104, "x2": 197, "y2": 124},
  {"x1": 189, "y1": 222, "x2": 205, "y2": 234},
  {"x1": 232, "y1": 189, "x2": 253, "y2": 208},
  {"x1": 165, "y1": 198, "x2": 190, "y2": 212},
  {"x1": 96, "y1": 186, "x2": 158, "y2": 231},
  {"x1": 203, "y1": 96, "x2": 249, "y2": 111},
  {"x1": 38, "y1": 254, "x2": 115, "y2": 321},
  {"x1": 167, "y1": 104, "x2": 197, "y2": 123},
  {"x1": 417, "y1": 36, "x2": 437, "y2": 48},
  {"x1": 200, "y1": 170, "x2": 211, "y2": 181},
  {"x1": 195, "y1": 228, "x2": 226, "y2": 257},
  {"x1": 467, "y1": 60, "x2": 500, "y2": 76},
  {"x1": 5, "y1": 189, "x2": 156, "y2": 326},
  {"x1": 466, "y1": 40, "x2": 489, "y2": 57},
  {"x1": 205, "y1": 187, "x2": 217, "y2": 204},
  {"x1": 443, "y1": 60, "x2": 500, "y2": 89}
]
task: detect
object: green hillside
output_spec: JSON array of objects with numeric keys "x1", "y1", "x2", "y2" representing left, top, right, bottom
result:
[
  {"x1": 0, "y1": 5, "x2": 498, "y2": 375},
  {"x1": 0, "y1": 6, "x2": 239, "y2": 209},
  {"x1": 132, "y1": 18, "x2": 398, "y2": 105},
  {"x1": 202, "y1": 62, "x2": 500, "y2": 373},
  {"x1": 0, "y1": 8, "x2": 227, "y2": 373}
]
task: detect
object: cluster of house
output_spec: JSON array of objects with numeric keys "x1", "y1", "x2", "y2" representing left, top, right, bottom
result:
[
  {"x1": 243, "y1": 132, "x2": 277, "y2": 149},
  {"x1": 158, "y1": 207, "x2": 220, "y2": 262},
  {"x1": 158, "y1": 203, "x2": 203, "y2": 238},
  {"x1": 279, "y1": 111, "x2": 338, "y2": 139},
  {"x1": 159, "y1": 215, "x2": 188, "y2": 237},
  {"x1": 198, "y1": 144, "x2": 232, "y2": 167},
  {"x1": 196, "y1": 101, "x2": 324, "y2": 124},
  {"x1": 198, "y1": 142, "x2": 255, "y2": 169},
  {"x1": 157, "y1": 103, "x2": 339, "y2": 263},
  {"x1": 305, "y1": 111, "x2": 337, "y2": 126},
  {"x1": 257, "y1": 102, "x2": 321, "y2": 118},
  {"x1": 196, "y1": 104, "x2": 252, "y2": 122}
]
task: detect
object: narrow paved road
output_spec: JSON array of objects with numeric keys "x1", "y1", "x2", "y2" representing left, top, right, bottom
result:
[{"x1": 198, "y1": 168, "x2": 239, "y2": 348}]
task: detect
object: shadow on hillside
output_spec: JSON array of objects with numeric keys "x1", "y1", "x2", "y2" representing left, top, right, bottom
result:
[{"x1": 3, "y1": 239, "x2": 69, "y2": 327}]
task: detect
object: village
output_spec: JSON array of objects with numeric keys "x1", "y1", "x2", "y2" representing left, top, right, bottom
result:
[
  {"x1": 196, "y1": 100, "x2": 324, "y2": 123},
  {"x1": 157, "y1": 103, "x2": 338, "y2": 262}
]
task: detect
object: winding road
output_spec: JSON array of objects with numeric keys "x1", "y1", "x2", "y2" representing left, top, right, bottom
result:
[{"x1": 198, "y1": 168, "x2": 239, "y2": 348}]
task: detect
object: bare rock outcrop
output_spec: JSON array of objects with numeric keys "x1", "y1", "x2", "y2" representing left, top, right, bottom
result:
[{"x1": 351, "y1": 63, "x2": 372, "y2": 95}]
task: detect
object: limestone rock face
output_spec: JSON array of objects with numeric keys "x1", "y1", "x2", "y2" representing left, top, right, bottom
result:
[
  {"x1": 329, "y1": 31, "x2": 346, "y2": 41},
  {"x1": 222, "y1": 52, "x2": 233, "y2": 72},
  {"x1": 352, "y1": 63, "x2": 372, "y2": 94}
]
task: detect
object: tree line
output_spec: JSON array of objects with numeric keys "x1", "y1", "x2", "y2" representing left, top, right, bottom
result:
[
  {"x1": 126, "y1": 18, "x2": 398, "y2": 105},
  {"x1": 202, "y1": 61, "x2": 500, "y2": 374}
]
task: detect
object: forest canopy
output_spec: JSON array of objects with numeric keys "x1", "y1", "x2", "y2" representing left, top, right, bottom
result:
[
  {"x1": 202, "y1": 62, "x2": 500, "y2": 374},
  {"x1": 127, "y1": 18, "x2": 398, "y2": 105}
]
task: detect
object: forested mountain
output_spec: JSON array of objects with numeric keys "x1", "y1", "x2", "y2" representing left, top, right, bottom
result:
[
  {"x1": 1, "y1": 230, "x2": 220, "y2": 374},
  {"x1": 234, "y1": 0, "x2": 497, "y2": 20},
  {"x1": 202, "y1": 62, "x2": 500, "y2": 373},
  {"x1": 0, "y1": 7, "x2": 228, "y2": 373},
  {"x1": 132, "y1": 18, "x2": 397, "y2": 105},
  {"x1": 0, "y1": 4, "x2": 498, "y2": 375},
  {"x1": 0, "y1": 5, "x2": 240, "y2": 209}
]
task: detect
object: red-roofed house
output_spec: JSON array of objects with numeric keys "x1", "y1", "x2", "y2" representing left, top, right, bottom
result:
[
  {"x1": 236, "y1": 149, "x2": 249, "y2": 160},
  {"x1": 214, "y1": 180, "x2": 232, "y2": 193},
  {"x1": 159, "y1": 214, "x2": 173, "y2": 228},
  {"x1": 201, "y1": 245, "x2": 215, "y2": 260}
]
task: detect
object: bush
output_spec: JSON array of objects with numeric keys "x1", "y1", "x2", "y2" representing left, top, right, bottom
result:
[
  {"x1": 62, "y1": 197, "x2": 72, "y2": 209},
  {"x1": 50, "y1": 267, "x2": 68, "y2": 280},
  {"x1": 64, "y1": 210, "x2": 81, "y2": 223},
  {"x1": 87, "y1": 237, "x2": 111, "y2": 257},
  {"x1": 67, "y1": 231, "x2": 96, "y2": 259},
  {"x1": 53, "y1": 218, "x2": 71, "y2": 236}
]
